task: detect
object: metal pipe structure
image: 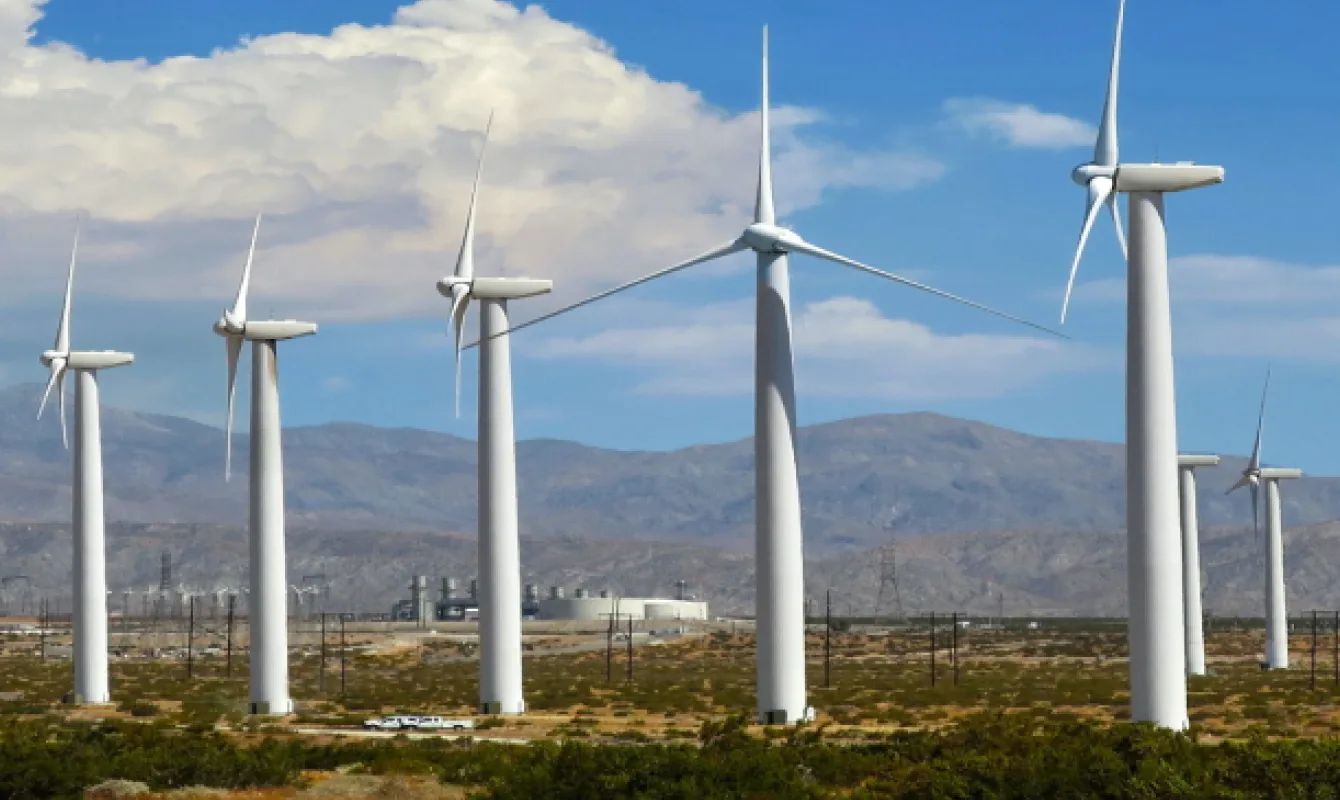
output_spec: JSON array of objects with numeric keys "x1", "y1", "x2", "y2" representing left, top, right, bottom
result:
[
  {"x1": 1178, "y1": 454, "x2": 1219, "y2": 676},
  {"x1": 1262, "y1": 469, "x2": 1303, "y2": 668},
  {"x1": 249, "y1": 340, "x2": 290, "y2": 713},
  {"x1": 71, "y1": 369, "x2": 117, "y2": 704},
  {"x1": 754, "y1": 248, "x2": 807, "y2": 723},
  {"x1": 1124, "y1": 190, "x2": 1190, "y2": 729},
  {"x1": 474, "y1": 296, "x2": 533, "y2": 715}
]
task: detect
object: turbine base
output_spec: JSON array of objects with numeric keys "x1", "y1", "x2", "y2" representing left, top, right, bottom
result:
[
  {"x1": 249, "y1": 699, "x2": 294, "y2": 716},
  {"x1": 758, "y1": 706, "x2": 816, "y2": 726}
]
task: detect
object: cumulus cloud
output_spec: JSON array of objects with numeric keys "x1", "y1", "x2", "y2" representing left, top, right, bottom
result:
[
  {"x1": 1075, "y1": 254, "x2": 1340, "y2": 362},
  {"x1": 0, "y1": 0, "x2": 945, "y2": 322},
  {"x1": 532, "y1": 296, "x2": 1105, "y2": 399},
  {"x1": 942, "y1": 97, "x2": 1094, "y2": 149}
]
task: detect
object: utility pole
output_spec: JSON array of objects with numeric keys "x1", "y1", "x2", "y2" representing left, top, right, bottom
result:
[
  {"x1": 605, "y1": 612, "x2": 615, "y2": 683},
  {"x1": 39, "y1": 598, "x2": 47, "y2": 663},
  {"x1": 626, "y1": 615, "x2": 633, "y2": 682},
  {"x1": 1311, "y1": 610, "x2": 1318, "y2": 691},
  {"x1": 1333, "y1": 611, "x2": 1338, "y2": 686},
  {"x1": 225, "y1": 594, "x2": 236, "y2": 678},
  {"x1": 186, "y1": 596, "x2": 195, "y2": 679},
  {"x1": 340, "y1": 613, "x2": 348, "y2": 695},
  {"x1": 929, "y1": 611, "x2": 936, "y2": 688},
  {"x1": 319, "y1": 612, "x2": 327, "y2": 694},
  {"x1": 952, "y1": 611, "x2": 960, "y2": 686},
  {"x1": 824, "y1": 590, "x2": 832, "y2": 689}
]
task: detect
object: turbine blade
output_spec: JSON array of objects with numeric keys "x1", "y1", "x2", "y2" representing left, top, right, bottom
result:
[
  {"x1": 1062, "y1": 177, "x2": 1114, "y2": 324},
  {"x1": 57, "y1": 368, "x2": 67, "y2": 450},
  {"x1": 1227, "y1": 473, "x2": 1251, "y2": 495},
  {"x1": 754, "y1": 25, "x2": 775, "y2": 225},
  {"x1": 455, "y1": 113, "x2": 492, "y2": 281},
  {"x1": 56, "y1": 214, "x2": 81, "y2": 353},
  {"x1": 783, "y1": 237, "x2": 1066, "y2": 338},
  {"x1": 232, "y1": 213, "x2": 262, "y2": 322},
  {"x1": 1250, "y1": 365, "x2": 1270, "y2": 472},
  {"x1": 1107, "y1": 194, "x2": 1127, "y2": 260},
  {"x1": 1095, "y1": 0, "x2": 1125, "y2": 166},
  {"x1": 464, "y1": 238, "x2": 749, "y2": 350},
  {"x1": 225, "y1": 335, "x2": 243, "y2": 482},
  {"x1": 37, "y1": 364, "x2": 59, "y2": 421},
  {"x1": 450, "y1": 287, "x2": 470, "y2": 418}
]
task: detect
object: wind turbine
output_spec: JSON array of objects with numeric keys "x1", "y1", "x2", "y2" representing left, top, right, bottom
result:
[
  {"x1": 1227, "y1": 370, "x2": 1301, "y2": 670},
  {"x1": 213, "y1": 212, "x2": 317, "y2": 715},
  {"x1": 439, "y1": 115, "x2": 550, "y2": 715},
  {"x1": 36, "y1": 215, "x2": 133, "y2": 705},
  {"x1": 1177, "y1": 453, "x2": 1218, "y2": 677},
  {"x1": 1060, "y1": 0, "x2": 1223, "y2": 729},
  {"x1": 466, "y1": 28, "x2": 1056, "y2": 724}
]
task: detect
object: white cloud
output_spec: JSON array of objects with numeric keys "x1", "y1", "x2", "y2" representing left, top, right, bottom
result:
[
  {"x1": 942, "y1": 97, "x2": 1094, "y2": 149},
  {"x1": 1075, "y1": 254, "x2": 1340, "y2": 363},
  {"x1": 0, "y1": 0, "x2": 945, "y2": 322},
  {"x1": 532, "y1": 296, "x2": 1105, "y2": 399}
]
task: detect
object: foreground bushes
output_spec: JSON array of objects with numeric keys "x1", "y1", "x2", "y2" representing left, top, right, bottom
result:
[{"x1": 6, "y1": 713, "x2": 1340, "y2": 798}]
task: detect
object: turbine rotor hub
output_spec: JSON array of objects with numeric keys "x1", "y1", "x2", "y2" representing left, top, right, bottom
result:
[
  {"x1": 215, "y1": 313, "x2": 245, "y2": 337},
  {"x1": 742, "y1": 222, "x2": 799, "y2": 253},
  {"x1": 1072, "y1": 163, "x2": 1117, "y2": 186},
  {"x1": 39, "y1": 350, "x2": 64, "y2": 368},
  {"x1": 437, "y1": 276, "x2": 472, "y2": 299}
]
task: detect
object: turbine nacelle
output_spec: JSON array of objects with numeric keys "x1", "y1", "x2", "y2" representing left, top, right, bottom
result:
[
  {"x1": 66, "y1": 351, "x2": 134, "y2": 371},
  {"x1": 212, "y1": 319, "x2": 317, "y2": 342},
  {"x1": 741, "y1": 222, "x2": 801, "y2": 254},
  {"x1": 1111, "y1": 163, "x2": 1225, "y2": 194}
]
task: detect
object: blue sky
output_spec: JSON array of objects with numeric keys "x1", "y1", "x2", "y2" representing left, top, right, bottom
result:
[{"x1": 6, "y1": 0, "x2": 1340, "y2": 474}]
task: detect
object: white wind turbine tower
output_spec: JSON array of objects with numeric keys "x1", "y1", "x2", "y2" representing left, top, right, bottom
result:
[
  {"x1": 440, "y1": 114, "x2": 551, "y2": 715},
  {"x1": 467, "y1": 29, "x2": 1056, "y2": 724},
  {"x1": 1177, "y1": 453, "x2": 1218, "y2": 676},
  {"x1": 1061, "y1": 0, "x2": 1223, "y2": 729},
  {"x1": 36, "y1": 216, "x2": 134, "y2": 705},
  {"x1": 214, "y1": 213, "x2": 317, "y2": 715},
  {"x1": 1227, "y1": 370, "x2": 1301, "y2": 670}
]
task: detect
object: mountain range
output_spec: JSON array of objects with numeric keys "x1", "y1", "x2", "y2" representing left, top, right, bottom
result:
[
  {"x1": 3, "y1": 381, "x2": 1340, "y2": 616},
  {"x1": 1, "y1": 382, "x2": 1337, "y2": 552}
]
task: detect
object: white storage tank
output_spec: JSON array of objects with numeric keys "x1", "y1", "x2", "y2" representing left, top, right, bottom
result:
[{"x1": 643, "y1": 600, "x2": 708, "y2": 621}]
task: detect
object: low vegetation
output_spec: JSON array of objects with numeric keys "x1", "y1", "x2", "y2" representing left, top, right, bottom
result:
[{"x1": 4, "y1": 620, "x2": 1340, "y2": 796}]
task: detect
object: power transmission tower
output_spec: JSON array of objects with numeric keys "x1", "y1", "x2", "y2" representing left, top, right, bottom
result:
[{"x1": 871, "y1": 503, "x2": 904, "y2": 623}]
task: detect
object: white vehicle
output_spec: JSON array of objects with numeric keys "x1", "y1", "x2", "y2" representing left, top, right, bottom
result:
[
  {"x1": 390, "y1": 715, "x2": 422, "y2": 729},
  {"x1": 362, "y1": 717, "x2": 402, "y2": 731},
  {"x1": 411, "y1": 716, "x2": 475, "y2": 732}
]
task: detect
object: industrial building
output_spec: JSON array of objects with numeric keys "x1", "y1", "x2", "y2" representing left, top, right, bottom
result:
[
  {"x1": 391, "y1": 576, "x2": 705, "y2": 622},
  {"x1": 534, "y1": 581, "x2": 707, "y2": 621}
]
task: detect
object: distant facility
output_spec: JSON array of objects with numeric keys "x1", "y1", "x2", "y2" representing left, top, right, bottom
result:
[
  {"x1": 390, "y1": 576, "x2": 706, "y2": 622},
  {"x1": 536, "y1": 580, "x2": 707, "y2": 621}
]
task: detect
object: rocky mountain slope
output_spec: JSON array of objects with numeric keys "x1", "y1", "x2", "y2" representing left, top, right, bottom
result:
[
  {"x1": 0, "y1": 520, "x2": 1336, "y2": 618},
  {"x1": 1, "y1": 382, "x2": 1338, "y2": 554}
]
